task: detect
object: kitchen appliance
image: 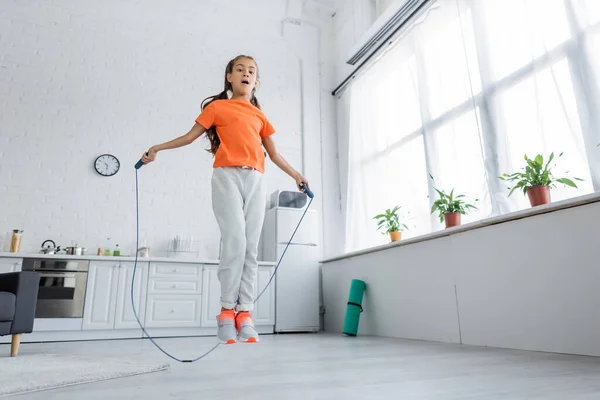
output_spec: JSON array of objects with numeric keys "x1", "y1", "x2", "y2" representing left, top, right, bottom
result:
[
  {"x1": 22, "y1": 258, "x2": 89, "y2": 318},
  {"x1": 260, "y1": 205, "x2": 320, "y2": 332},
  {"x1": 40, "y1": 240, "x2": 59, "y2": 254},
  {"x1": 269, "y1": 189, "x2": 308, "y2": 210},
  {"x1": 64, "y1": 246, "x2": 87, "y2": 255},
  {"x1": 39, "y1": 240, "x2": 86, "y2": 256}
]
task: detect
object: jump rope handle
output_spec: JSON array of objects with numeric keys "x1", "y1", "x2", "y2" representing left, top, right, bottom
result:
[
  {"x1": 299, "y1": 182, "x2": 314, "y2": 199},
  {"x1": 135, "y1": 153, "x2": 148, "y2": 169}
]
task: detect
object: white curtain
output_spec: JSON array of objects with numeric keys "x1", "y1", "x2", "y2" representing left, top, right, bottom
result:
[{"x1": 343, "y1": 0, "x2": 600, "y2": 253}]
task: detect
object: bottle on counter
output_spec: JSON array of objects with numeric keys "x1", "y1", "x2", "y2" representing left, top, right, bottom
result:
[
  {"x1": 138, "y1": 239, "x2": 149, "y2": 258},
  {"x1": 10, "y1": 230, "x2": 23, "y2": 253},
  {"x1": 103, "y1": 237, "x2": 111, "y2": 256},
  {"x1": 113, "y1": 244, "x2": 120, "y2": 257}
]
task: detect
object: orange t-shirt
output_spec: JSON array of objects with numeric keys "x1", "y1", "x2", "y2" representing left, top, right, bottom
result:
[{"x1": 195, "y1": 98, "x2": 275, "y2": 173}]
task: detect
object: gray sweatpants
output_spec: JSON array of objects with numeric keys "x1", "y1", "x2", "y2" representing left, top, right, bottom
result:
[{"x1": 211, "y1": 166, "x2": 266, "y2": 311}]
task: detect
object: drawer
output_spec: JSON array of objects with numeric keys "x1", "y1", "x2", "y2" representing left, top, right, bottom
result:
[
  {"x1": 144, "y1": 295, "x2": 202, "y2": 328},
  {"x1": 149, "y1": 262, "x2": 201, "y2": 278},
  {"x1": 148, "y1": 277, "x2": 202, "y2": 294}
]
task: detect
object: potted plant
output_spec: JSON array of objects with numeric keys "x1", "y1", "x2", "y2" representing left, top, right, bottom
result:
[
  {"x1": 499, "y1": 152, "x2": 582, "y2": 207},
  {"x1": 429, "y1": 177, "x2": 478, "y2": 228},
  {"x1": 373, "y1": 205, "x2": 408, "y2": 242}
]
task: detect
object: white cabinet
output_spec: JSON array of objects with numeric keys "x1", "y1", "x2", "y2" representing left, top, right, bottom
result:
[
  {"x1": 144, "y1": 262, "x2": 203, "y2": 328},
  {"x1": 0, "y1": 258, "x2": 22, "y2": 274},
  {"x1": 144, "y1": 295, "x2": 202, "y2": 328},
  {"x1": 29, "y1": 257, "x2": 274, "y2": 340},
  {"x1": 115, "y1": 261, "x2": 148, "y2": 329},
  {"x1": 254, "y1": 266, "x2": 275, "y2": 326},
  {"x1": 147, "y1": 262, "x2": 202, "y2": 295},
  {"x1": 82, "y1": 262, "x2": 119, "y2": 330},
  {"x1": 200, "y1": 266, "x2": 221, "y2": 328},
  {"x1": 83, "y1": 261, "x2": 148, "y2": 330},
  {"x1": 200, "y1": 265, "x2": 275, "y2": 328}
]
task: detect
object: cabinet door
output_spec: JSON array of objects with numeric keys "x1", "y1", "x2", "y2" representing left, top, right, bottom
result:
[
  {"x1": 149, "y1": 262, "x2": 202, "y2": 279},
  {"x1": 0, "y1": 258, "x2": 22, "y2": 274},
  {"x1": 201, "y1": 265, "x2": 275, "y2": 327},
  {"x1": 114, "y1": 261, "x2": 148, "y2": 329},
  {"x1": 82, "y1": 262, "x2": 119, "y2": 330},
  {"x1": 144, "y1": 295, "x2": 202, "y2": 328},
  {"x1": 254, "y1": 266, "x2": 275, "y2": 326},
  {"x1": 200, "y1": 266, "x2": 221, "y2": 328}
]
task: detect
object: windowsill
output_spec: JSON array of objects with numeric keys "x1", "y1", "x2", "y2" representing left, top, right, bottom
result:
[{"x1": 321, "y1": 191, "x2": 600, "y2": 264}]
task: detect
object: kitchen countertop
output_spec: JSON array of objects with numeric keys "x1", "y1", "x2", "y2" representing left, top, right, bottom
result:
[{"x1": 0, "y1": 252, "x2": 277, "y2": 266}]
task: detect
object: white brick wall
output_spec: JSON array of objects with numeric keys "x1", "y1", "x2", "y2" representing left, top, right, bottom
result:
[{"x1": 0, "y1": 0, "x2": 334, "y2": 257}]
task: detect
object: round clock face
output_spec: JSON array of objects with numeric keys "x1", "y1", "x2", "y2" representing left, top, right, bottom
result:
[{"x1": 94, "y1": 154, "x2": 120, "y2": 177}]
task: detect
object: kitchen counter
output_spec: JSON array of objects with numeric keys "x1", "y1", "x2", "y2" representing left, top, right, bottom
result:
[{"x1": 0, "y1": 252, "x2": 277, "y2": 266}]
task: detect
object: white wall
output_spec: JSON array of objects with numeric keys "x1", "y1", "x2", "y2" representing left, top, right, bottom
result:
[
  {"x1": 0, "y1": 0, "x2": 335, "y2": 258},
  {"x1": 321, "y1": 198, "x2": 600, "y2": 357}
]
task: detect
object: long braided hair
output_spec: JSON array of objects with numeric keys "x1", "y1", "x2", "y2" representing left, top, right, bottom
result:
[{"x1": 201, "y1": 55, "x2": 261, "y2": 155}]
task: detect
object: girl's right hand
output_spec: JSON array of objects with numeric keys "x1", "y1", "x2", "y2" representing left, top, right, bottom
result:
[{"x1": 141, "y1": 147, "x2": 157, "y2": 164}]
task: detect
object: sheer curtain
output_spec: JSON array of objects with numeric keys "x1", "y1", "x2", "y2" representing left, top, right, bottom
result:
[{"x1": 343, "y1": 0, "x2": 600, "y2": 253}]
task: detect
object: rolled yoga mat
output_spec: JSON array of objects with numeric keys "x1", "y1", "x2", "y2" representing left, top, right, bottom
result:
[{"x1": 343, "y1": 279, "x2": 366, "y2": 336}]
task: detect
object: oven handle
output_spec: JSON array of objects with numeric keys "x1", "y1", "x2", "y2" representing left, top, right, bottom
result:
[{"x1": 39, "y1": 273, "x2": 78, "y2": 279}]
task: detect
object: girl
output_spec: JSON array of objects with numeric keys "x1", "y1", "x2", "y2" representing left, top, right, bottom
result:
[{"x1": 140, "y1": 55, "x2": 309, "y2": 344}]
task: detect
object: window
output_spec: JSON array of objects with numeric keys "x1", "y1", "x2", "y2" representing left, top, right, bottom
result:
[
  {"x1": 344, "y1": 0, "x2": 600, "y2": 252},
  {"x1": 497, "y1": 58, "x2": 593, "y2": 207},
  {"x1": 429, "y1": 108, "x2": 491, "y2": 225}
]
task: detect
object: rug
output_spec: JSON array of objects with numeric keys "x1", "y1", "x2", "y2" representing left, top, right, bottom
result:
[{"x1": 0, "y1": 353, "x2": 169, "y2": 397}]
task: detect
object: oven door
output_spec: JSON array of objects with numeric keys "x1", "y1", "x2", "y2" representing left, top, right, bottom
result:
[{"x1": 35, "y1": 271, "x2": 88, "y2": 318}]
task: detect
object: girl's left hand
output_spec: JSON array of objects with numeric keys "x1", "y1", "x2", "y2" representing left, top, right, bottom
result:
[{"x1": 295, "y1": 175, "x2": 309, "y2": 192}]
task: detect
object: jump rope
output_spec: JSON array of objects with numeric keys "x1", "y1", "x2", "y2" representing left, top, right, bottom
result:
[{"x1": 132, "y1": 155, "x2": 314, "y2": 363}]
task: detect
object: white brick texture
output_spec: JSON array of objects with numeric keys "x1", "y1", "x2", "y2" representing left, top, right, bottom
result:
[{"x1": 0, "y1": 0, "x2": 333, "y2": 257}]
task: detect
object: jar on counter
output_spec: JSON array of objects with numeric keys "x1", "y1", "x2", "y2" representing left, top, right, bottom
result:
[{"x1": 10, "y1": 230, "x2": 23, "y2": 253}]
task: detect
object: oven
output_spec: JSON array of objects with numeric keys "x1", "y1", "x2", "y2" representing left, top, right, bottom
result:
[{"x1": 22, "y1": 258, "x2": 89, "y2": 318}]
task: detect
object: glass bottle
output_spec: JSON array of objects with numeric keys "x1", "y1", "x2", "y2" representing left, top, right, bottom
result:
[
  {"x1": 103, "y1": 237, "x2": 111, "y2": 256},
  {"x1": 10, "y1": 230, "x2": 23, "y2": 253}
]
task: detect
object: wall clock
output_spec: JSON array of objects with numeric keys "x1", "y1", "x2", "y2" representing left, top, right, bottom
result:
[{"x1": 94, "y1": 154, "x2": 120, "y2": 177}]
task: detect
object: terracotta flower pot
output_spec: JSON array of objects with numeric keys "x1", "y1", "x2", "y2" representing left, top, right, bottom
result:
[
  {"x1": 389, "y1": 231, "x2": 402, "y2": 242},
  {"x1": 527, "y1": 185, "x2": 551, "y2": 207},
  {"x1": 444, "y1": 212, "x2": 461, "y2": 228}
]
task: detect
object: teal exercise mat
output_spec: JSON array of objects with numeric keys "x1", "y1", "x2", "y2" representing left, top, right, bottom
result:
[{"x1": 343, "y1": 279, "x2": 366, "y2": 336}]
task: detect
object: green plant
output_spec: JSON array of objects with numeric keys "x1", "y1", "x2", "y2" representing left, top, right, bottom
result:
[
  {"x1": 429, "y1": 176, "x2": 478, "y2": 223},
  {"x1": 499, "y1": 152, "x2": 582, "y2": 197},
  {"x1": 373, "y1": 206, "x2": 408, "y2": 234}
]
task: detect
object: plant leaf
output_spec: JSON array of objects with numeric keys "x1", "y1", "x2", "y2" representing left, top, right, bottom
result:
[{"x1": 556, "y1": 177, "x2": 578, "y2": 188}]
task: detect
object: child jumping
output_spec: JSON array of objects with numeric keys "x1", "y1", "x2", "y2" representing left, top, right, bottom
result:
[{"x1": 140, "y1": 55, "x2": 309, "y2": 344}]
